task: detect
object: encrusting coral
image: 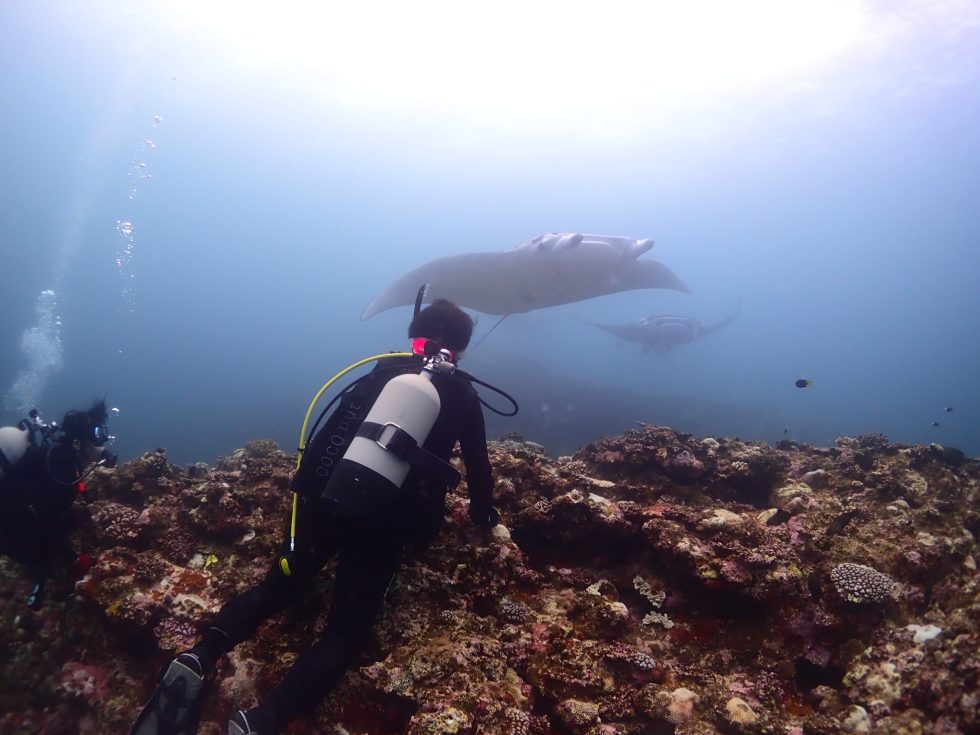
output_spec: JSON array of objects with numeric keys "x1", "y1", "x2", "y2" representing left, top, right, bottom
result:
[{"x1": 0, "y1": 427, "x2": 977, "y2": 734}]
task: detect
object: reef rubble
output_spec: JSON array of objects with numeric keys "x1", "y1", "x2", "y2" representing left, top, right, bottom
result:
[{"x1": 0, "y1": 427, "x2": 977, "y2": 734}]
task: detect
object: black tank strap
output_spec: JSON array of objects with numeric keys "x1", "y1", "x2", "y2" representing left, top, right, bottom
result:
[{"x1": 356, "y1": 421, "x2": 461, "y2": 489}]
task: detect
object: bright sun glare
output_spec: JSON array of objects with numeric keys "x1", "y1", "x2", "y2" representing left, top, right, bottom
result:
[{"x1": 155, "y1": 0, "x2": 866, "y2": 136}]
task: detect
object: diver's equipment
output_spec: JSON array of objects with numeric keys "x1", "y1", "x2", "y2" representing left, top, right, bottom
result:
[
  {"x1": 319, "y1": 348, "x2": 461, "y2": 527},
  {"x1": 2, "y1": 406, "x2": 117, "y2": 485},
  {"x1": 91, "y1": 423, "x2": 112, "y2": 446},
  {"x1": 345, "y1": 348, "x2": 460, "y2": 489},
  {"x1": 287, "y1": 343, "x2": 519, "y2": 551},
  {"x1": 287, "y1": 352, "x2": 413, "y2": 555},
  {"x1": 128, "y1": 653, "x2": 210, "y2": 735},
  {"x1": 456, "y1": 369, "x2": 519, "y2": 416},
  {"x1": 62, "y1": 409, "x2": 112, "y2": 447},
  {"x1": 0, "y1": 426, "x2": 30, "y2": 481},
  {"x1": 413, "y1": 282, "x2": 430, "y2": 319},
  {"x1": 23, "y1": 408, "x2": 59, "y2": 444},
  {"x1": 410, "y1": 338, "x2": 518, "y2": 416},
  {"x1": 26, "y1": 578, "x2": 45, "y2": 610},
  {"x1": 45, "y1": 444, "x2": 117, "y2": 487},
  {"x1": 228, "y1": 710, "x2": 256, "y2": 735},
  {"x1": 0, "y1": 409, "x2": 57, "y2": 481},
  {"x1": 296, "y1": 353, "x2": 413, "y2": 469}
]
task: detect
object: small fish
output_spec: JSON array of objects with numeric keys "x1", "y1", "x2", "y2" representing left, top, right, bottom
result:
[
  {"x1": 932, "y1": 421, "x2": 940, "y2": 427},
  {"x1": 783, "y1": 428, "x2": 789, "y2": 435},
  {"x1": 204, "y1": 554, "x2": 219, "y2": 570},
  {"x1": 944, "y1": 406, "x2": 953, "y2": 413},
  {"x1": 795, "y1": 379, "x2": 811, "y2": 389}
]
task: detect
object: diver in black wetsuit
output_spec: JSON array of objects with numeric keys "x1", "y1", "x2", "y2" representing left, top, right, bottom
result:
[
  {"x1": 0, "y1": 400, "x2": 118, "y2": 608},
  {"x1": 130, "y1": 299, "x2": 498, "y2": 735}
]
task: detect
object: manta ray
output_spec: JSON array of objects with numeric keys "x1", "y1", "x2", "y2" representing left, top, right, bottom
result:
[
  {"x1": 575, "y1": 302, "x2": 740, "y2": 354},
  {"x1": 361, "y1": 232, "x2": 689, "y2": 319}
]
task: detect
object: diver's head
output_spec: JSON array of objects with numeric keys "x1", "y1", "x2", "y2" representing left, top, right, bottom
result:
[
  {"x1": 408, "y1": 299, "x2": 474, "y2": 359},
  {"x1": 61, "y1": 399, "x2": 116, "y2": 466}
]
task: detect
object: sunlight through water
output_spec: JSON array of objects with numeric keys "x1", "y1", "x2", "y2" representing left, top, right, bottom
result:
[{"x1": 148, "y1": 0, "x2": 868, "y2": 137}]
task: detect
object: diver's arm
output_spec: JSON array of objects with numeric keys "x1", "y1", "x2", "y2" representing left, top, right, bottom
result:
[{"x1": 458, "y1": 395, "x2": 495, "y2": 526}]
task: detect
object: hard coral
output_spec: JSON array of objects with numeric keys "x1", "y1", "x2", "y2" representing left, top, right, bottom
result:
[
  {"x1": 59, "y1": 662, "x2": 108, "y2": 702},
  {"x1": 2, "y1": 427, "x2": 977, "y2": 735},
  {"x1": 830, "y1": 563, "x2": 897, "y2": 604},
  {"x1": 89, "y1": 501, "x2": 144, "y2": 544}
]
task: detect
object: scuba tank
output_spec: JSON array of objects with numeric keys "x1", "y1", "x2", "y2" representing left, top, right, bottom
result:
[
  {"x1": 319, "y1": 348, "x2": 460, "y2": 528},
  {"x1": 0, "y1": 409, "x2": 56, "y2": 482},
  {"x1": 0, "y1": 426, "x2": 31, "y2": 482}
]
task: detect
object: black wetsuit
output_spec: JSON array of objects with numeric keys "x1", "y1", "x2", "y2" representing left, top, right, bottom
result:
[
  {"x1": 193, "y1": 356, "x2": 493, "y2": 731},
  {"x1": 0, "y1": 443, "x2": 83, "y2": 574}
]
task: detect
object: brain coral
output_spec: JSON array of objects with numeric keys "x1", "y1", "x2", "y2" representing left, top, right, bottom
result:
[{"x1": 830, "y1": 562, "x2": 896, "y2": 604}]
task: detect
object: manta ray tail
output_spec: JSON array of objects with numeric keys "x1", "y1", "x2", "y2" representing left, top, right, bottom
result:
[
  {"x1": 700, "y1": 299, "x2": 742, "y2": 336},
  {"x1": 471, "y1": 314, "x2": 510, "y2": 350}
]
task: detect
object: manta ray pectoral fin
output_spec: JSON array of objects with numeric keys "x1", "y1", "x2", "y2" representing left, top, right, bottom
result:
[
  {"x1": 555, "y1": 233, "x2": 583, "y2": 251},
  {"x1": 362, "y1": 233, "x2": 685, "y2": 319},
  {"x1": 534, "y1": 232, "x2": 584, "y2": 253},
  {"x1": 631, "y1": 238, "x2": 655, "y2": 257}
]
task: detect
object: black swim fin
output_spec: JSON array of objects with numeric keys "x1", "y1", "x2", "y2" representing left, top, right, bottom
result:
[{"x1": 129, "y1": 653, "x2": 209, "y2": 735}]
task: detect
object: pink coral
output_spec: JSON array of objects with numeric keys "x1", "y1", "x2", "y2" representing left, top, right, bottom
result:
[
  {"x1": 59, "y1": 662, "x2": 108, "y2": 702},
  {"x1": 154, "y1": 616, "x2": 200, "y2": 654}
]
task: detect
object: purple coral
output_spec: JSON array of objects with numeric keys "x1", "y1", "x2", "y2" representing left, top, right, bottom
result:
[
  {"x1": 830, "y1": 562, "x2": 896, "y2": 604},
  {"x1": 625, "y1": 651, "x2": 658, "y2": 672},
  {"x1": 59, "y1": 661, "x2": 108, "y2": 701},
  {"x1": 497, "y1": 597, "x2": 531, "y2": 624},
  {"x1": 154, "y1": 616, "x2": 200, "y2": 654},
  {"x1": 666, "y1": 450, "x2": 706, "y2": 482}
]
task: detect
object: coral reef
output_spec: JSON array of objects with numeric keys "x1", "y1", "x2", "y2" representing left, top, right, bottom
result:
[{"x1": 0, "y1": 428, "x2": 977, "y2": 734}]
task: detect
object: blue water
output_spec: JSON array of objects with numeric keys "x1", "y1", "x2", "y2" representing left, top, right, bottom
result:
[{"x1": 2, "y1": 2, "x2": 979, "y2": 464}]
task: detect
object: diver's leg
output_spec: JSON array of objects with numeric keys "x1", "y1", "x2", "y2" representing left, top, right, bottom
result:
[
  {"x1": 130, "y1": 501, "x2": 336, "y2": 735},
  {"x1": 195, "y1": 499, "x2": 338, "y2": 665},
  {"x1": 130, "y1": 554, "x2": 327, "y2": 735},
  {"x1": 237, "y1": 530, "x2": 403, "y2": 732}
]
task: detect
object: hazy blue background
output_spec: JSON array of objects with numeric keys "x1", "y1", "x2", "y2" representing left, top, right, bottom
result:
[{"x1": 2, "y1": 1, "x2": 978, "y2": 465}]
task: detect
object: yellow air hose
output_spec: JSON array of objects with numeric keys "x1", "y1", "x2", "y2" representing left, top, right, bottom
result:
[{"x1": 287, "y1": 352, "x2": 413, "y2": 557}]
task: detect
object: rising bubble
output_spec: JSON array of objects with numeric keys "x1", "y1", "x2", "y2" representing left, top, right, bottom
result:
[{"x1": 3, "y1": 290, "x2": 64, "y2": 412}]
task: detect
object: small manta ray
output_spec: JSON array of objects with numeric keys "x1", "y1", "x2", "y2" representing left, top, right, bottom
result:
[
  {"x1": 361, "y1": 232, "x2": 690, "y2": 319},
  {"x1": 574, "y1": 302, "x2": 740, "y2": 354}
]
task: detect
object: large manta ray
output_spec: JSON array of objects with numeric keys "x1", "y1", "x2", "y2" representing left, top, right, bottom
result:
[
  {"x1": 576, "y1": 302, "x2": 740, "y2": 354},
  {"x1": 361, "y1": 232, "x2": 689, "y2": 319}
]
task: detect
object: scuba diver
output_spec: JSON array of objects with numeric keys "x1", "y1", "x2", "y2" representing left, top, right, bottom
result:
[
  {"x1": 0, "y1": 399, "x2": 118, "y2": 608},
  {"x1": 130, "y1": 298, "x2": 512, "y2": 735}
]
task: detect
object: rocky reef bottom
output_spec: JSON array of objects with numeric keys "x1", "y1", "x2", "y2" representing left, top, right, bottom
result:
[{"x1": 0, "y1": 426, "x2": 977, "y2": 735}]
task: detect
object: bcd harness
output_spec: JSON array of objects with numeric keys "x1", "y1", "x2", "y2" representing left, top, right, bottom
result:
[{"x1": 354, "y1": 420, "x2": 460, "y2": 489}]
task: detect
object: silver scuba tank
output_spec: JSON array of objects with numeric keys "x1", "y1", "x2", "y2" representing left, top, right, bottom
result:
[
  {"x1": 319, "y1": 349, "x2": 455, "y2": 525},
  {"x1": 0, "y1": 426, "x2": 31, "y2": 481},
  {"x1": 342, "y1": 371, "x2": 441, "y2": 487}
]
